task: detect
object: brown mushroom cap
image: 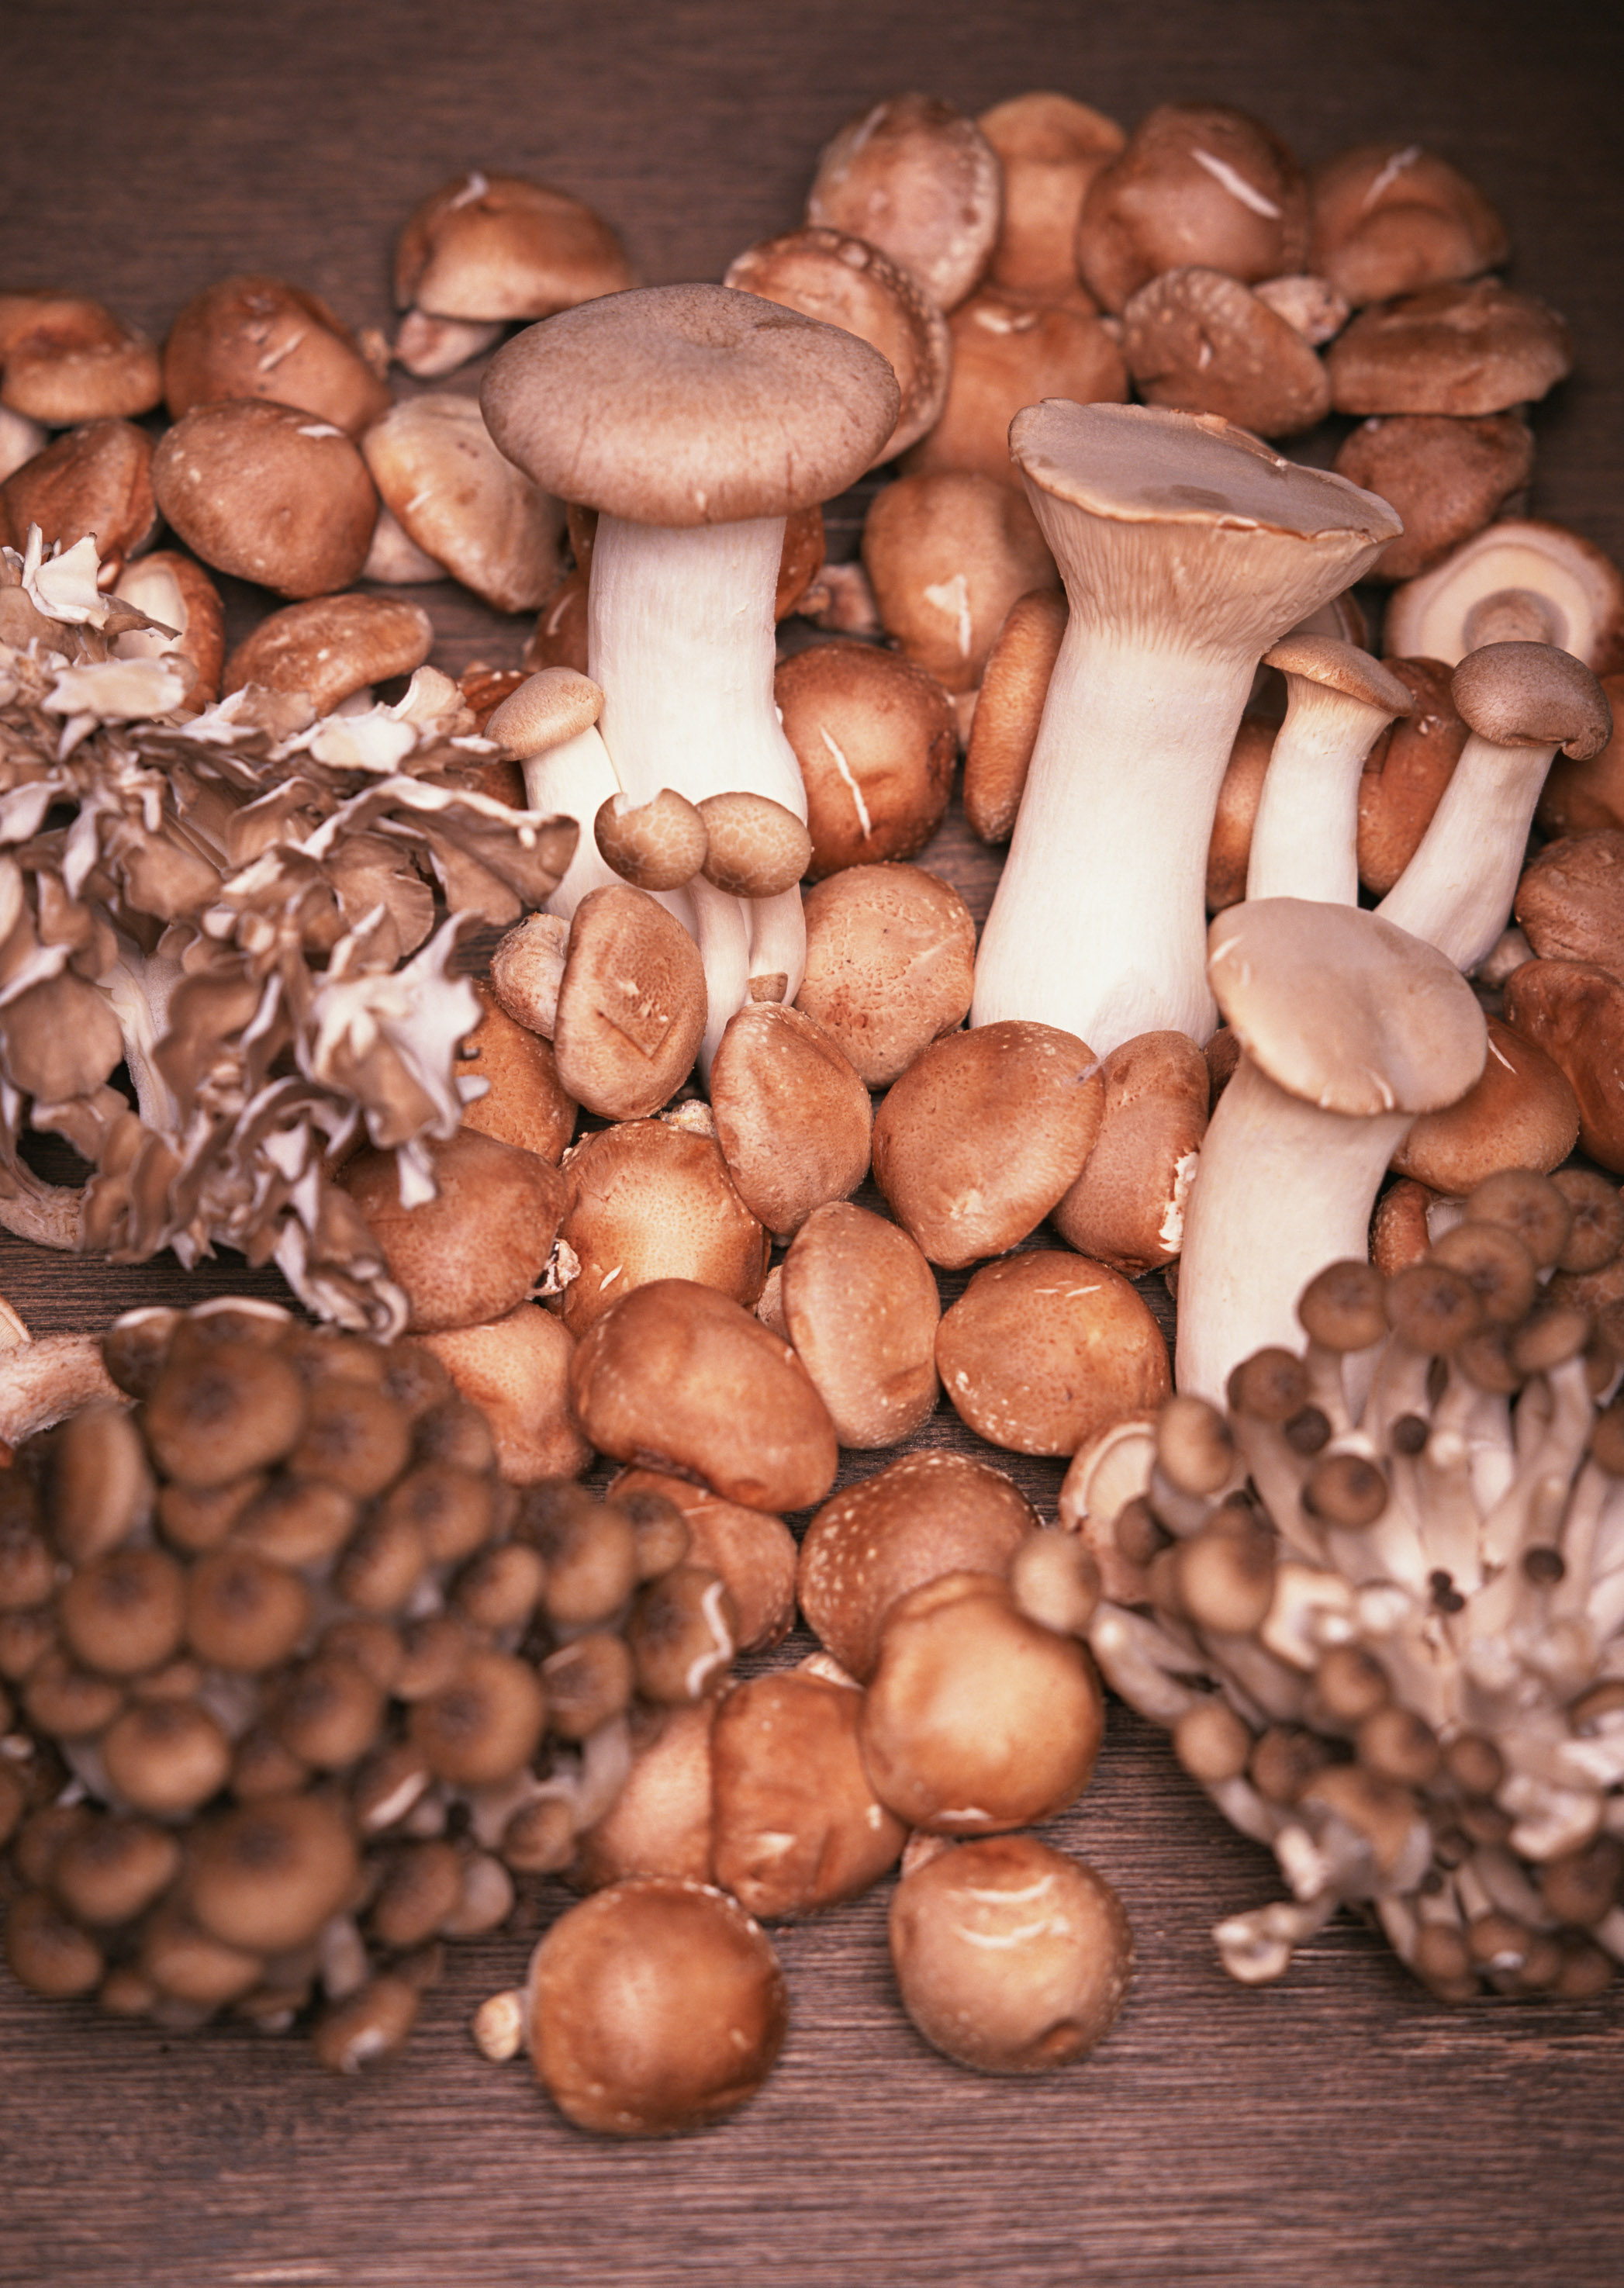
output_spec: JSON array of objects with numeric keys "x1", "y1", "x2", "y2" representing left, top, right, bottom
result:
[
  {"x1": 977, "y1": 92, "x2": 1125, "y2": 298},
  {"x1": 862, "y1": 468, "x2": 1056, "y2": 694},
  {"x1": 1453, "y1": 642, "x2": 1611, "y2": 761},
  {"x1": 1539, "y1": 673, "x2": 1624, "y2": 836},
  {"x1": 0, "y1": 294, "x2": 162, "y2": 425},
  {"x1": 779, "y1": 1201, "x2": 941, "y2": 1450},
  {"x1": 396, "y1": 172, "x2": 635, "y2": 323},
  {"x1": 112, "y1": 551, "x2": 226, "y2": 707},
  {"x1": 416, "y1": 1304, "x2": 589, "y2": 1484},
  {"x1": 936, "y1": 1249, "x2": 1171, "y2": 1456},
  {"x1": 872, "y1": 1019, "x2": 1105, "y2": 1269},
  {"x1": 1051, "y1": 1029, "x2": 1211, "y2": 1274},
  {"x1": 1503, "y1": 960, "x2": 1624, "y2": 1173},
  {"x1": 360, "y1": 392, "x2": 565, "y2": 616},
  {"x1": 1389, "y1": 1015, "x2": 1580, "y2": 1191},
  {"x1": 774, "y1": 639, "x2": 956, "y2": 876},
  {"x1": 550, "y1": 884, "x2": 708, "y2": 1121},
  {"x1": 722, "y1": 226, "x2": 951, "y2": 465},
  {"x1": 482, "y1": 284, "x2": 898, "y2": 526},
  {"x1": 708, "y1": 1004, "x2": 872, "y2": 1239},
  {"x1": 557, "y1": 1118, "x2": 769, "y2": 1336},
  {"x1": 805, "y1": 93, "x2": 1002, "y2": 312},
  {"x1": 570, "y1": 1701, "x2": 717, "y2": 1892},
  {"x1": 163, "y1": 275, "x2": 389, "y2": 435},
  {"x1": 1326, "y1": 280, "x2": 1573, "y2": 418},
  {"x1": 963, "y1": 586, "x2": 1068, "y2": 845},
  {"x1": 593, "y1": 788, "x2": 708, "y2": 893},
  {"x1": 1356, "y1": 658, "x2": 1471, "y2": 894},
  {"x1": 796, "y1": 863, "x2": 976, "y2": 1087},
  {"x1": 859, "y1": 1570, "x2": 1104, "y2": 1832},
  {"x1": 797, "y1": 1449, "x2": 1036, "y2": 1681},
  {"x1": 485, "y1": 664, "x2": 603, "y2": 758},
  {"x1": 568, "y1": 1278, "x2": 838, "y2": 1512},
  {"x1": 151, "y1": 399, "x2": 378, "y2": 599},
  {"x1": 695, "y1": 792, "x2": 811, "y2": 900},
  {"x1": 1310, "y1": 143, "x2": 1510, "y2": 308},
  {"x1": 188, "y1": 1794, "x2": 360, "y2": 1954},
  {"x1": 904, "y1": 285, "x2": 1128, "y2": 484},
  {"x1": 454, "y1": 983, "x2": 576, "y2": 1164},
  {"x1": 712, "y1": 1669, "x2": 905, "y2": 1920},
  {"x1": 1334, "y1": 414, "x2": 1533, "y2": 585},
  {"x1": 222, "y1": 593, "x2": 433, "y2": 711},
  {"x1": 1383, "y1": 520, "x2": 1624, "y2": 675},
  {"x1": 1121, "y1": 268, "x2": 1330, "y2": 439},
  {"x1": 890, "y1": 1834, "x2": 1132, "y2": 2074},
  {"x1": 0, "y1": 417, "x2": 156, "y2": 572},
  {"x1": 337, "y1": 1128, "x2": 567, "y2": 1333},
  {"x1": 1516, "y1": 831, "x2": 1624, "y2": 977},
  {"x1": 608, "y1": 1468, "x2": 796, "y2": 1654},
  {"x1": 1076, "y1": 104, "x2": 1309, "y2": 313},
  {"x1": 1206, "y1": 716, "x2": 1276, "y2": 911},
  {"x1": 527, "y1": 1876, "x2": 787, "y2": 2136}
]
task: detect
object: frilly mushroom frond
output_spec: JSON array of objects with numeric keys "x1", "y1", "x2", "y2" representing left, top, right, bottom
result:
[{"x1": 0, "y1": 527, "x2": 576, "y2": 1329}]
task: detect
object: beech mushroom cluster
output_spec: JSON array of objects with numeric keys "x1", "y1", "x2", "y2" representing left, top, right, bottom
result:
[{"x1": 0, "y1": 1295, "x2": 732, "y2": 2068}]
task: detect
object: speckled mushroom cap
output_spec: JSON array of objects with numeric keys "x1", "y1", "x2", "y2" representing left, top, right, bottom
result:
[
  {"x1": 480, "y1": 285, "x2": 900, "y2": 527},
  {"x1": 1009, "y1": 402, "x2": 1400, "y2": 637},
  {"x1": 1209, "y1": 897, "x2": 1486, "y2": 1117},
  {"x1": 1451, "y1": 643, "x2": 1612, "y2": 760},
  {"x1": 1261, "y1": 634, "x2": 1415, "y2": 715},
  {"x1": 485, "y1": 665, "x2": 604, "y2": 759}
]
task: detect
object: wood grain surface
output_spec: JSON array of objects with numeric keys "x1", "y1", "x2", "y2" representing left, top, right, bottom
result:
[{"x1": 2, "y1": 5, "x2": 1622, "y2": 2283}]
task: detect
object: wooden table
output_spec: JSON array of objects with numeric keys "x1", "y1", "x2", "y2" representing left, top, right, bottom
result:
[{"x1": 2, "y1": 5, "x2": 1622, "y2": 2282}]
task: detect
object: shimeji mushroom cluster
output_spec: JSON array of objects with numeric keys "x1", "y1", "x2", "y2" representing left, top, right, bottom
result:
[{"x1": 0, "y1": 1296, "x2": 739, "y2": 2069}]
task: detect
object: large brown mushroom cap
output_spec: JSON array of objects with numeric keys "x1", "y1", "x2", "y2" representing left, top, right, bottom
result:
[
  {"x1": 861, "y1": 468, "x2": 1056, "y2": 693},
  {"x1": 774, "y1": 639, "x2": 956, "y2": 876},
  {"x1": 1334, "y1": 414, "x2": 1534, "y2": 584},
  {"x1": 1310, "y1": 143, "x2": 1509, "y2": 307},
  {"x1": 223, "y1": 594, "x2": 434, "y2": 711},
  {"x1": 1326, "y1": 279, "x2": 1572, "y2": 418},
  {"x1": 805, "y1": 93, "x2": 1002, "y2": 312},
  {"x1": 481, "y1": 284, "x2": 899, "y2": 527},
  {"x1": 162, "y1": 275, "x2": 389, "y2": 435},
  {"x1": 551, "y1": 884, "x2": 708, "y2": 1121},
  {"x1": 1356, "y1": 658, "x2": 1470, "y2": 894},
  {"x1": 1503, "y1": 960, "x2": 1624, "y2": 1172},
  {"x1": 1452, "y1": 641, "x2": 1611, "y2": 761},
  {"x1": 0, "y1": 418, "x2": 156, "y2": 573},
  {"x1": 557, "y1": 1118, "x2": 769, "y2": 1336},
  {"x1": 416, "y1": 1303, "x2": 589, "y2": 1484},
  {"x1": 361, "y1": 392, "x2": 565, "y2": 615},
  {"x1": 708, "y1": 1004, "x2": 872, "y2": 1239},
  {"x1": 976, "y1": 91, "x2": 1125, "y2": 298},
  {"x1": 796, "y1": 863, "x2": 976, "y2": 1087},
  {"x1": 1051, "y1": 1029, "x2": 1211, "y2": 1274},
  {"x1": 779, "y1": 1201, "x2": 941, "y2": 1450},
  {"x1": 396, "y1": 173, "x2": 636, "y2": 322},
  {"x1": 151, "y1": 399, "x2": 378, "y2": 598},
  {"x1": 1121, "y1": 268, "x2": 1330, "y2": 440},
  {"x1": 1389, "y1": 1014, "x2": 1579, "y2": 1192},
  {"x1": 338, "y1": 1130, "x2": 567, "y2": 1333},
  {"x1": 904, "y1": 285, "x2": 1129, "y2": 484}
]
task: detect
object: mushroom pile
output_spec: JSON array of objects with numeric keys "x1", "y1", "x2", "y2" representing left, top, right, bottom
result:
[
  {"x1": 0, "y1": 1294, "x2": 740, "y2": 2069},
  {"x1": 1084, "y1": 1170, "x2": 1624, "y2": 1999}
]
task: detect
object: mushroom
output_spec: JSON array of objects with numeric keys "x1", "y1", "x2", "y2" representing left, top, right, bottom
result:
[
  {"x1": 778, "y1": 1201, "x2": 942, "y2": 1450},
  {"x1": 1309, "y1": 144, "x2": 1509, "y2": 306},
  {"x1": 1120, "y1": 269, "x2": 1330, "y2": 440},
  {"x1": 360, "y1": 394, "x2": 565, "y2": 614},
  {"x1": 482, "y1": 285, "x2": 897, "y2": 1061},
  {"x1": 904, "y1": 283, "x2": 1128, "y2": 483},
  {"x1": 555, "y1": 1115, "x2": 769, "y2": 1334},
  {"x1": 222, "y1": 594, "x2": 434, "y2": 713},
  {"x1": 607, "y1": 1468, "x2": 796, "y2": 1654},
  {"x1": 804, "y1": 93, "x2": 1002, "y2": 312},
  {"x1": 0, "y1": 418, "x2": 157, "y2": 580},
  {"x1": 962, "y1": 586, "x2": 1069, "y2": 845},
  {"x1": 1539, "y1": 672, "x2": 1624, "y2": 835},
  {"x1": 1244, "y1": 637, "x2": 1414, "y2": 904},
  {"x1": 416, "y1": 1304, "x2": 589, "y2": 1484},
  {"x1": 1326, "y1": 279, "x2": 1571, "y2": 418},
  {"x1": 1516, "y1": 831, "x2": 1624, "y2": 978},
  {"x1": 1334, "y1": 415, "x2": 1534, "y2": 584},
  {"x1": 1355, "y1": 658, "x2": 1471, "y2": 895},
  {"x1": 1390, "y1": 1015, "x2": 1580, "y2": 1194},
  {"x1": 1503, "y1": 962, "x2": 1624, "y2": 1173},
  {"x1": 0, "y1": 294, "x2": 162, "y2": 425},
  {"x1": 1174, "y1": 899, "x2": 1488, "y2": 1403},
  {"x1": 1382, "y1": 520, "x2": 1624, "y2": 675},
  {"x1": 1050, "y1": 1029, "x2": 1211, "y2": 1276},
  {"x1": 1076, "y1": 105, "x2": 1309, "y2": 311},
  {"x1": 969, "y1": 403, "x2": 1400, "y2": 1053},
  {"x1": 795, "y1": 862, "x2": 976, "y2": 1088},
  {"x1": 773, "y1": 639, "x2": 956, "y2": 875},
  {"x1": 937, "y1": 1250, "x2": 1170, "y2": 1456},
  {"x1": 707, "y1": 1003, "x2": 872, "y2": 1240},
  {"x1": 976, "y1": 92, "x2": 1125, "y2": 299},
  {"x1": 150, "y1": 399, "x2": 378, "y2": 599},
  {"x1": 337, "y1": 1128, "x2": 568, "y2": 1333},
  {"x1": 861, "y1": 468, "x2": 1056, "y2": 695},
  {"x1": 162, "y1": 275, "x2": 390, "y2": 435}
]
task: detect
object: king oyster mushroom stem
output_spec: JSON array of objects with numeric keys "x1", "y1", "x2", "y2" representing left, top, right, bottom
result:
[
  {"x1": 1175, "y1": 899, "x2": 1487, "y2": 1405},
  {"x1": 1245, "y1": 636, "x2": 1414, "y2": 904},
  {"x1": 969, "y1": 403, "x2": 1400, "y2": 1054},
  {"x1": 481, "y1": 285, "x2": 899, "y2": 1066},
  {"x1": 1377, "y1": 642, "x2": 1612, "y2": 972}
]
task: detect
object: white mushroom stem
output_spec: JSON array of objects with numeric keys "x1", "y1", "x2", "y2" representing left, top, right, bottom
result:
[
  {"x1": 973, "y1": 639, "x2": 1249, "y2": 1050},
  {"x1": 1375, "y1": 730, "x2": 1559, "y2": 971},
  {"x1": 521, "y1": 724, "x2": 626, "y2": 919},
  {"x1": 1245, "y1": 683, "x2": 1401, "y2": 904},
  {"x1": 1175, "y1": 1053, "x2": 1413, "y2": 1405},
  {"x1": 589, "y1": 512, "x2": 809, "y2": 1063}
]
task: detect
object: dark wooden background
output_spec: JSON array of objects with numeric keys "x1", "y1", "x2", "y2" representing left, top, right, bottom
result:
[{"x1": 3, "y1": 4, "x2": 1623, "y2": 2283}]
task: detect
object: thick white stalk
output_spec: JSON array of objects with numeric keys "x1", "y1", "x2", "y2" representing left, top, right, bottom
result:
[
  {"x1": 1176, "y1": 1056, "x2": 1411, "y2": 1404},
  {"x1": 973, "y1": 638, "x2": 1253, "y2": 1051},
  {"x1": 1246, "y1": 689, "x2": 1396, "y2": 905},
  {"x1": 1376, "y1": 733, "x2": 1557, "y2": 971}
]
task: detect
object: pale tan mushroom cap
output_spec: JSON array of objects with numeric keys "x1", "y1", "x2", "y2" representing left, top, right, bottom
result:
[
  {"x1": 485, "y1": 665, "x2": 604, "y2": 759},
  {"x1": 1451, "y1": 642, "x2": 1611, "y2": 760},
  {"x1": 481, "y1": 285, "x2": 900, "y2": 527},
  {"x1": 1262, "y1": 633, "x2": 1415, "y2": 714},
  {"x1": 1208, "y1": 897, "x2": 1486, "y2": 1117}
]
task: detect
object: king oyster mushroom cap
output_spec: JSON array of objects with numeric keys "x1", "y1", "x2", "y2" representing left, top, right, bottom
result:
[
  {"x1": 482, "y1": 285, "x2": 899, "y2": 1063},
  {"x1": 1377, "y1": 644, "x2": 1612, "y2": 973},
  {"x1": 1245, "y1": 635, "x2": 1414, "y2": 904},
  {"x1": 1174, "y1": 897, "x2": 1488, "y2": 1401},
  {"x1": 971, "y1": 402, "x2": 1401, "y2": 1053},
  {"x1": 1383, "y1": 520, "x2": 1624, "y2": 676},
  {"x1": 361, "y1": 394, "x2": 565, "y2": 615}
]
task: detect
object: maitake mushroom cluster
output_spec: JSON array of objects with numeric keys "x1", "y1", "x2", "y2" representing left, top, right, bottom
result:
[
  {"x1": 1087, "y1": 1168, "x2": 1624, "y2": 2000},
  {"x1": 0, "y1": 1296, "x2": 736, "y2": 2069}
]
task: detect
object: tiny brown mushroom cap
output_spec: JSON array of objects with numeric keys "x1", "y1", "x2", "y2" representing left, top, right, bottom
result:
[
  {"x1": 188, "y1": 1795, "x2": 360, "y2": 1954},
  {"x1": 595, "y1": 788, "x2": 708, "y2": 892},
  {"x1": 485, "y1": 664, "x2": 603, "y2": 757},
  {"x1": 339, "y1": 1129, "x2": 566, "y2": 1334},
  {"x1": 527, "y1": 1877, "x2": 787, "y2": 2136},
  {"x1": 708, "y1": 1003, "x2": 872, "y2": 1240},
  {"x1": 482, "y1": 284, "x2": 899, "y2": 526},
  {"x1": 696, "y1": 792, "x2": 812, "y2": 899},
  {"x1": 890, "y1": 1834, "x2": 1132, "y2": 2074},
  {"x1": 223, "y1": 594, "x2": 433, "y2": 713},
  {"x1": 150, "y1": 399, "x2": 378, "y2": 600}
]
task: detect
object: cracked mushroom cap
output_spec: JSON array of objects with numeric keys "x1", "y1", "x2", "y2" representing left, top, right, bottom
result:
[
  {"x1": 481, "y1": 284, "x2": 900, "y2": 527},
  {"x1": 1209, "y1": 897, "x2": 1488, "y2": 1117},
  {"x1": 1121, "y1": 268, "x2": 1330, "y2": 440}
]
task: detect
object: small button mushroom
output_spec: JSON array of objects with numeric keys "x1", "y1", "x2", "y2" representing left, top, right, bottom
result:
[
  {"x1": 51, "y1": 1815, "x2": 181, "y2": 1928},
  {"x1": 541, "y1": 1633, "x2": 635, "y2": 1740},
  {"x1": 555, "y1": 1118, "x2": 769, "y2": 1337},
  {"x1": 774, "y1": 640, "x2": 956, "y2": 875},
  {"x1": 890, "y1": 1834, "x2": 1132, "y2": 2073},
  {"x1": 368, "y1": 1839, "x2": 465, "y2": 1950},
  {"x1": 222, "y1": 593, "x2": 434, "y2": 714},
  {"x1": 724, "y1": 226, "x2": 951, "y2": 464},
  {"x1": 0, "y1": 417, "x2": 157, "y2": 577},
  {"x1": 515, "y1": 1482, "x2": 639, "y2": 1630},
  {"x1": 708, "y1": 1004, "x2": 872, "y2": 1240},
  {"x1": 291, "y1": 1379, "x2": 413, "y2": 1500},
  {"x1": 338, "y1": 1128, "x2": 567, "y2": 1335},
  {"x1": 1327, "y1": 280, "x2": 1572, "y2": 420},
  {"x1": 976, "y1": 92, "x2": 1125, "y2": 299},
  {"x1": 568, "y1": 1280, "x2": 838, "y2": 1513},
  {"x1": 233, "y1": 1479, "x2": 359, "y2": 1569},
  {"x1": 607, "y1": 1469, "x2": 796, "y2": 1654},
  {"x1": 361, "y1": 392, "x2": 565, "y2": 613},
  {"x1": 452, "y1": 1542, "x2": 547, "y2": 1633},
  {"x1": 593, "y1": 787, "x2": 708, "y2": 892},
  {"x1": 1076, "y1": 104, "x2": 1310, "y2": 312},
  {"x1": 185, "y1": 1548, "x2": 313, "y2": 1672},
  {"x1": 312, "y1": 1971, "x2": 424, "y2": 2073},
  {"x1": 779, "y1": 1201, "x2": 941, "y2": 1450},
  {"x1": 797, "y1": 1449, "x2": 1036, "y2": 1681},
  {"x1": 935, "y1": 1250, "x2": 1170, "y2": 1456},
  {"x1": 872, "y1": 1019, "x2": 1105, "y2": 1269},
  {"x1": 796, "y1": 862, "x2": 976, "y2": 1087},
  {"x1": 805, "y1": 93, "x2": 1001, "y2": 312},
  {"x1": 550, "y1": 884, "x2": 709, "y2": 1121},
  {"x1": 694, "y1": 792, "x2": 812, "y2": 900},
  {"x1": 188, "y1": 1795, "x2": 360, "y2": 1955},
  {"x1": 1051, "y1": 1029, "x2": 1210, "y2": 1275},
  {"x1": 859, "y1": 1571, "x2": 1104, "y2": 1832},
  {"x1": 163, "y1": 275, "x2": 389, "y2": 434},
  {"x1": 271, "y1": 1657, "x2": 388, "y2": 1773},
  {"x1": 416, "y1": 1305, "x2": 589, "y2": 1485},
  {"x1": 570, "y1": 1701, "x2": 717, "y2": 1891},
  {"x1": 526, "y1": 1876, "x2": 788, "y2": 2135},
  {"x1": 962, "y1": 587, "x2": 1068, "y2": 845},
  {"x1": 1389, "y1": 1015, "x2": 1580, "y2": 1192},
  {"x1": 5, "y1": 1889, "x2": 106, "y2": 1999},
  {"x1": 454, "y1": 983, "x2": 577, "y2": 1164},
  {"x1": 99, "y1": 1696, "x2": 233, "y2": 1816},
  {"x1": 712, "y1": 1668, "x2": 906, "y2": 1919},
  {"x1": 142, "y1": 1339, "x2": 306, "y2": 1491},
  {"x1": 1121, "y1": 268, "x2": 1329, "y2": 439},
  {"x1": 904, "y1": 283, "x2": 1130, "y2": 483},
  {"x1": 1309, "y1": 143, "x2": 1509, "y2": 308},
  {"x1": 151, "y1": 399, "x2": 378, "y2": 599},
  {"x1": 862, "y1": 468, "x2": 1057, "y2": 694}
]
